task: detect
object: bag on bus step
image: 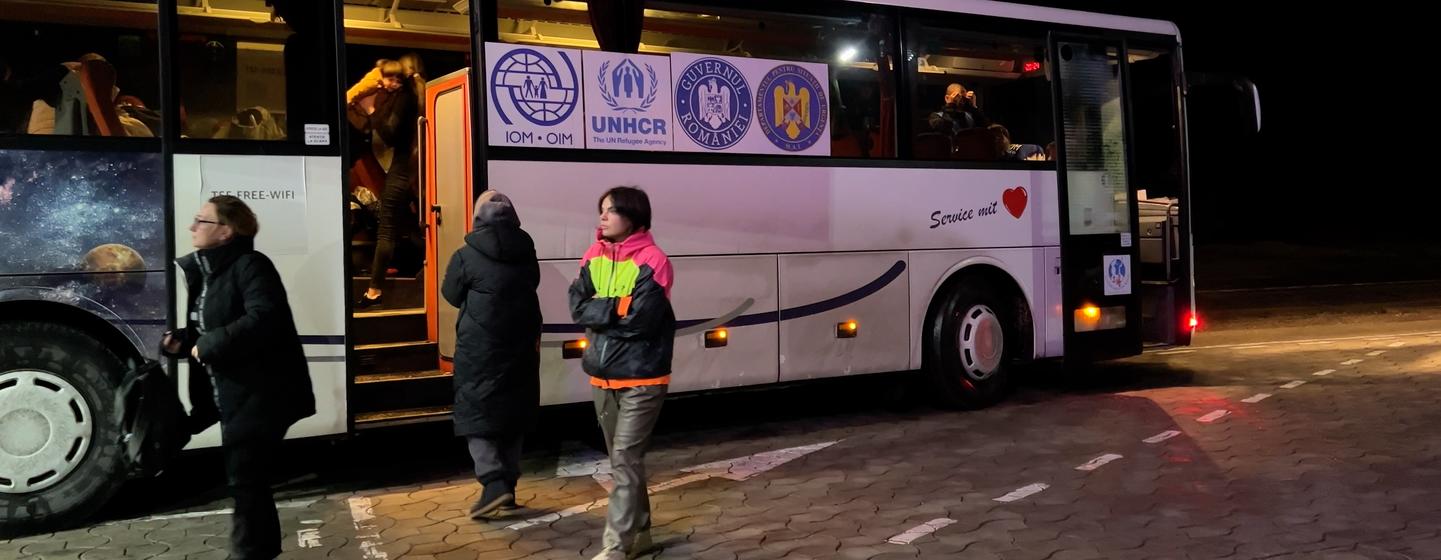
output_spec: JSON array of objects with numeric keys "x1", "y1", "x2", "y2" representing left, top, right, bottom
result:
[{"x1": 115, "y1": 360, "x2": 192, "y2": 478}]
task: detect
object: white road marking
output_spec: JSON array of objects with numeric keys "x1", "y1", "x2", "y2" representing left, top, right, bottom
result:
[
  {"x1": 994, "y1": 483, "x2": 1049, "y2": 503},
  {"x1": 887, "y1": 518, "x2": 958, "y2": 545},
  {"x1": 1144, "y1": 430, "x2": 1182, "y2": 444},
  {"x1": 1075, "y1": 454, "x2": 1123, "y2": 471}
]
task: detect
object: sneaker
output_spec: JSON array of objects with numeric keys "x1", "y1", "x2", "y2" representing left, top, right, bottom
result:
[
  {"x1": 588, "y1": 549, "x2": 625, "y2": 560},
  {"x1": 469, "y1": 483, "x2": 514, "y2": 520}
]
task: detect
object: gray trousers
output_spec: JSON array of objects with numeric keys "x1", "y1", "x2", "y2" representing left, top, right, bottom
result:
[
  {"x1": 592, "y1": 384, "x2": 667, "y2": 553},
  {"x1": 467, "y1": 434, "x2": 523, "y2": 489}
]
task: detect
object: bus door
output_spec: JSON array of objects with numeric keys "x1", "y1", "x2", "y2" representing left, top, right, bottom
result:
[
  {"x1": 424, "y1": 69, "x2": 475, "y2": 370},
  {"x1": 1126, "y1": 45, "x2": 1195, "y2": 347},
  {"x1": 1049, "y1": 35, "x2": 1143, "y2": 360}
]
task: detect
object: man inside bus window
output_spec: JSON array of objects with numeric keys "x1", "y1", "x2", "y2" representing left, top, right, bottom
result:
[{"x1": 927, "y1": 83, "x2": 991, "y2": 135}]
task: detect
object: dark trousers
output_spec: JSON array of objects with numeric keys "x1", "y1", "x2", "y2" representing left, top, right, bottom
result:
[
  {"x1": 367, "y1": 159, "x2": 415, "y2": 291},
  {"x1": 468, "y1": 434, "x2": 524, "y2": 490},
  {"x1": 224, "y1": 429, "x2": 285, "y2": 560}
]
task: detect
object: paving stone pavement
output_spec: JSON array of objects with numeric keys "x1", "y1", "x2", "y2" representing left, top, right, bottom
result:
[{"x1": 4, "y1": 331, "x2": 1441, "y2": 559}]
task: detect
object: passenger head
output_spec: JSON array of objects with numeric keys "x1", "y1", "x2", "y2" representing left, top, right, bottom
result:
[
  {"x1": 397, "y1": 53, "x2": 426, "y2": 103},
  {"x1": 376, "y1": 59, "x2": 404, "y2": 91},
  {"x1": 473, "y1": 190, "x2": 520, "y2": 228},
  {"x1": 988, "y1": 124, "x2": 1012, "y2": 155},
  {"x1": 945, "y1": 83, "x2": 967, "y2": 105},
  {"x1": 597, "y1": 186, "x2": 651, "y2": 243},
  {"x1": 398, "y1": 53, "x2": 425, "y2": 81},
  {"x1": 191, "y1": 195, "x2": 259, "y2": 249}
]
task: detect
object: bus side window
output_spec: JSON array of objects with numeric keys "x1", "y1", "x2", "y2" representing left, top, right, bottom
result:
[
  {"x1": 908, "y1": 25, "x2": 1053, "y2": 163},
  {"x1": 173, "y1": 0, "x2": 337, "y2": 143},
  {"x1": 0, "y1": 1, "x2": 162, "y2": 138}
]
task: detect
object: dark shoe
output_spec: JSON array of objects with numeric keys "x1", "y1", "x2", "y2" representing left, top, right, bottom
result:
[
  {"x1": 498, "y1": 497, "x2": 521, "y2": 511},
  {"x1": 355, "y1": 293, "x2": 383, "y2": 309},
  {"x1": 469, "y1": 483, "x2": 514, "y2": 520},
  {"x1": 629, "y1": 531, "x2": 654, "y2": 559}
]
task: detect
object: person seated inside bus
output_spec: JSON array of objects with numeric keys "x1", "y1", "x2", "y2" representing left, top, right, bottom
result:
[
  {"x1": 0, "y1": 55, "x2": 67, "y2": 135},
  {"x1": 20, "y1": 53, "x2": 153, "y2": 137},
  {"x1": 117, "y1": 95, "x2": 161, "y2": 136},
  {"x1": 218, "y1": 106, "x2": 283, "y2": 140},
  {"x1": 927, "y1": 83, "x2": 991, "y2": 135},
  {"x1": 988, "y1": 124, "x2": 1046, "y2": 161},
  {"x1": 25, "y1": 53, "x2": 105, "y2": 135}
]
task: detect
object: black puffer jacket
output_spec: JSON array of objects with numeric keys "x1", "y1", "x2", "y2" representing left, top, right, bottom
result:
[
  {"x1": 568, "y1": 230, "x2": 675, "y2": 384},
  {"x1": 174, "y1": 236, "x2": 315, "y2": 443},
  {"x1": 441, "y1": 194, "x2": 541, "y2": 438}
]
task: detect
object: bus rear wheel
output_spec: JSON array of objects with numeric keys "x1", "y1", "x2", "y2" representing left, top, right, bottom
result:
[
  {"x1": 0, "y1": 321, "x2": 128, "y2": 536},
  {"x1": 925, "y1": 277, "x2": 1016, "y2": 409}
]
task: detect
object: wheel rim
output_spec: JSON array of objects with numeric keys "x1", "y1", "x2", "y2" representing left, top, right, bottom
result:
[
  {"x1": 957, "y1": 305, "x2": 1004, "y2": 381},
  {"x1": 0, "y1": 369, "x2": 94, "y2": 494}
]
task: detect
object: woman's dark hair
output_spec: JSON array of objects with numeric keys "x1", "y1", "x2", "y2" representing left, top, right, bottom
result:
[
  {"x1": 209, "y1": 195, "x2": 260, "y2": 237},
  {"x1": 598, "y1": 186, "x2": 652, "y2": 232}
]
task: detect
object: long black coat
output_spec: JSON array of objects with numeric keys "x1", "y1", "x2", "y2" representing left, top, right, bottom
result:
[
  {"x1": 441, "y1": 219, "x2": 541, "y2": 438},
  {"x1": 174, "y1": 236, "x2": 316, "y2": 444}
]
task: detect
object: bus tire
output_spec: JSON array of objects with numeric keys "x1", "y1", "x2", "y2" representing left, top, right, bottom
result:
[
  {"x1": 925, "y1": 277, "x2": 1016, "y2": 409},
  {"x1": 0, "y1": 321, "x2": 128, "y2": 536}
]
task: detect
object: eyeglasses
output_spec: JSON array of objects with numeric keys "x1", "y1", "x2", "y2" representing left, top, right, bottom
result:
[{"x1": 192, "y1": 217, "x2": 221, "y2": 226}]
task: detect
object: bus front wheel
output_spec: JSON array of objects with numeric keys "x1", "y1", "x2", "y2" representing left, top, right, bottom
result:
[
  {"x1": 926, "y1": 278, "x2": 1016, "y2": 409},
  {"x1": 0, "y1": 321, "x2": 128, "y2": 536}
]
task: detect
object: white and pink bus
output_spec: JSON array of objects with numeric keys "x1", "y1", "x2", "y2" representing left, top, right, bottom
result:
[{"x1": 1, "y1": 0, "x2": 1236, "y2": 532}]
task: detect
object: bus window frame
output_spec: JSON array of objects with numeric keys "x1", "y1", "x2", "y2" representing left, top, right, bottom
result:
[
  {"x1": 163, "y1": 0, "x2": 346, "y2": 158},
  {"x1": 0, "y1": 0, "x2": 163, "y2": 151}
]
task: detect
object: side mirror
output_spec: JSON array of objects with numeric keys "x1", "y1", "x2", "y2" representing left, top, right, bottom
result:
[{"x1": 1187, "y1": 72, "x2": 1261, "y2": 134}]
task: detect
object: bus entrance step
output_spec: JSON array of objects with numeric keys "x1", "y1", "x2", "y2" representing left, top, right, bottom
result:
[
  {"x1": 354, "y1": 340, "x2": 438, "y2": 375},
  {"x1": 353, "y1": 406, "x2": 452, "y2": 430},
  {"x1": 351, "y1": 370, "x2": 453, "y2": 417},
  {"x1": 351, "y1": 276, "x2": 424, "y2": 311},
  {"x1": 352, "y1": 308, "x2": 428, "y2": 346}
]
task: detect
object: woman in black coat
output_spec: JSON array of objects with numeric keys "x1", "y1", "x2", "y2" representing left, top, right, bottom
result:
[
  {"x1": 441, "y1": 190, "x2": 541, "y2": 519},
  {"x1": 162, "y1": 195, "x2": 315, "y2": 560}
]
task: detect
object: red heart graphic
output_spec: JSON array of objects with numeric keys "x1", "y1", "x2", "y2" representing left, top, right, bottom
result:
[{"x1": 1002, "y1": 186, "x2": 1028, "y2": 218}]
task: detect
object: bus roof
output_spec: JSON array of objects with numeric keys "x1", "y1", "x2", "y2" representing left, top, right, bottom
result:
[{"x1": 853, "y1": 0, "x2": 1180, "y2": 38}]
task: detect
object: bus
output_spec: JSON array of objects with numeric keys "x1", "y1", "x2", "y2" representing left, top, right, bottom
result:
[{"x1": 1, "y1": 0, "x2": 1245, "y2": 533}]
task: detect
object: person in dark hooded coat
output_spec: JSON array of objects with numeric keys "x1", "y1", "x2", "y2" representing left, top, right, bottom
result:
[
  {"x1": 162, "y1": 195, "x2": 314, "y2": 560},
  {"x1": 440, "y1": 190, "x2": 541, "y2": 519}
]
